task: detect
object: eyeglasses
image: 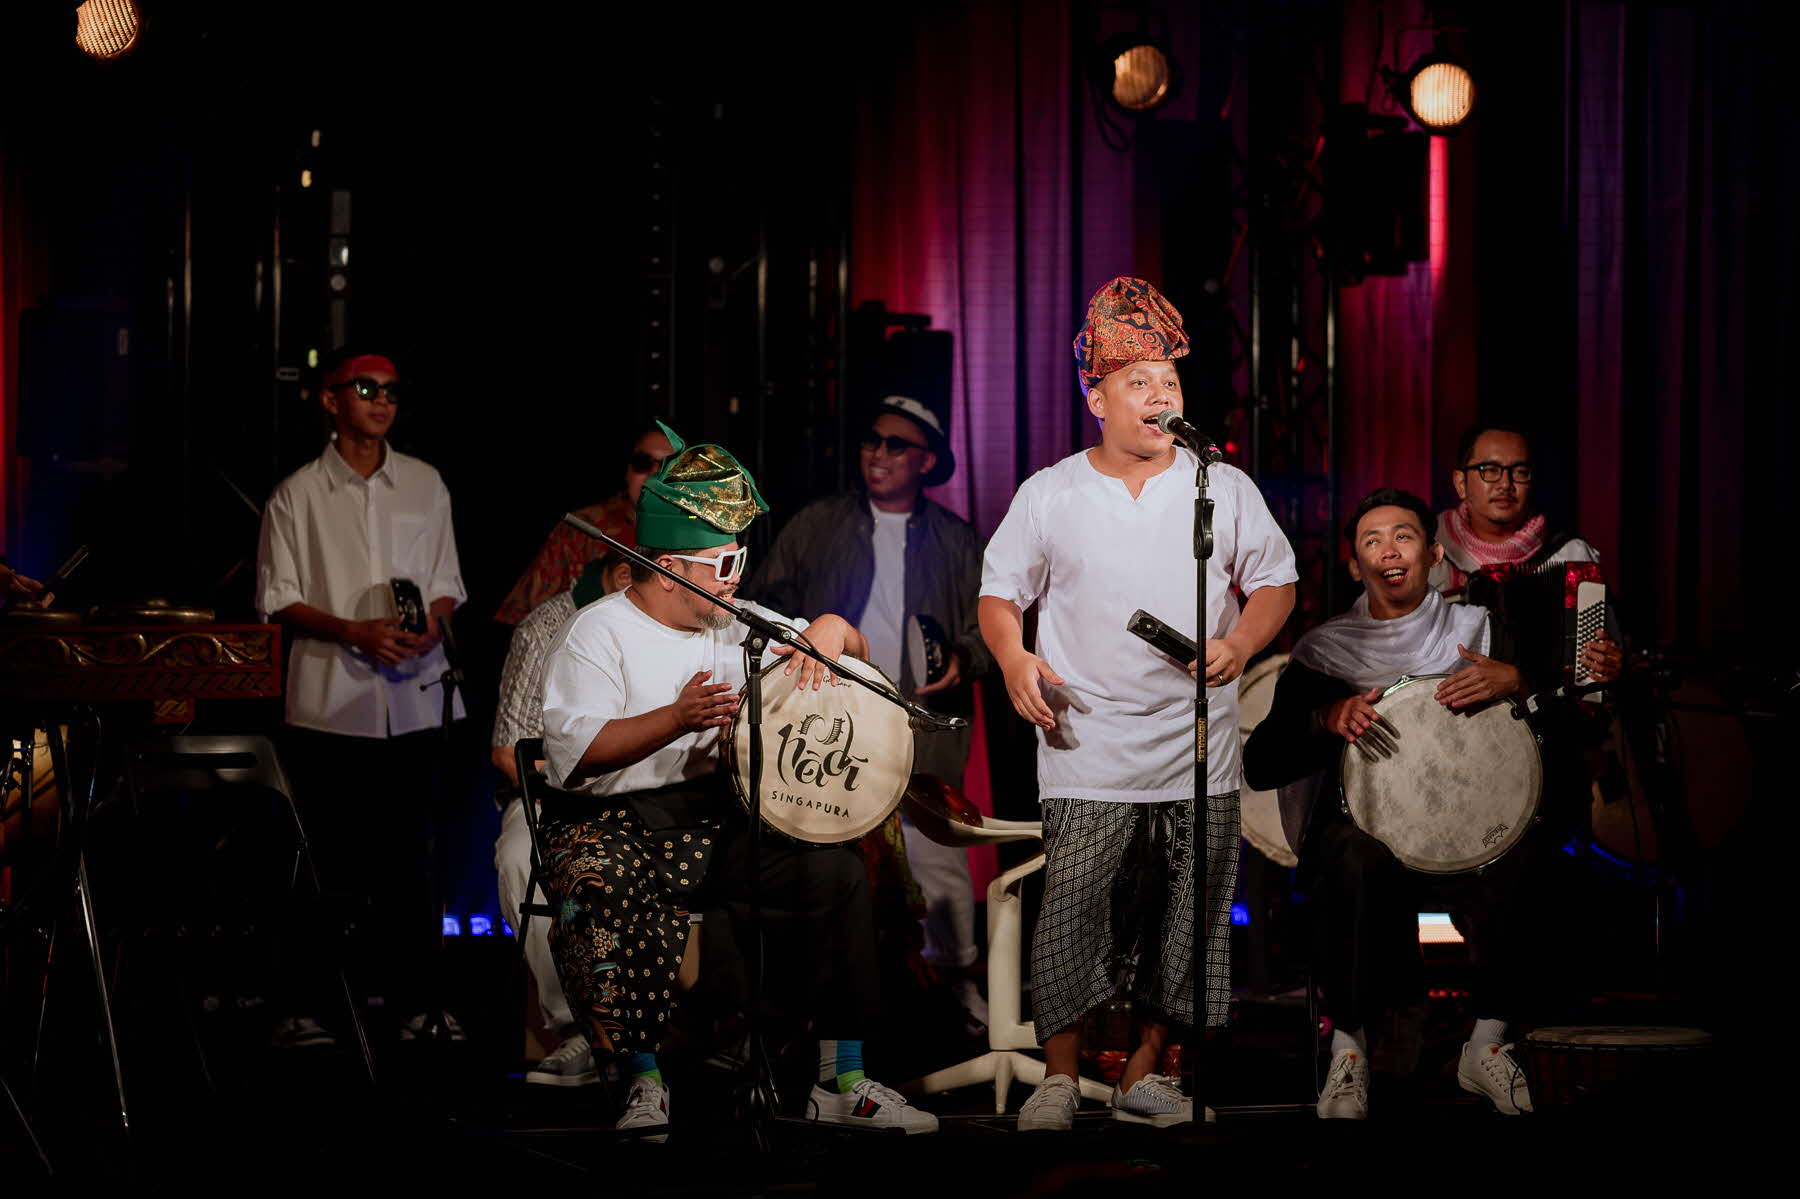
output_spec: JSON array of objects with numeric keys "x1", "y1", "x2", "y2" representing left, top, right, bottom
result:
[
  {"x1": 1461, "y1": 461, "x2": 1533, "y2": 484},
  {"x1": 860, "y1": 431, "x2": 929, "y2": 456},
  {"x1": 667, "y1": 547, "x2": 748, "y2": 583},
  {"x1": 329, "y1": 377, "x2": 398, "y2": 402},
  {"x1": 628, "y1": 451, "x2": 667, "y2": 474}
]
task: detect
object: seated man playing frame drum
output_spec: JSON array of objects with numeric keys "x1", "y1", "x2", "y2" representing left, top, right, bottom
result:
[
  {"x1": 1243, "y1": 489, "x2": 1619, "y2": 1121},
  {"x1": 537, "y1": 425, "x2": 938, "y2": 1140}
]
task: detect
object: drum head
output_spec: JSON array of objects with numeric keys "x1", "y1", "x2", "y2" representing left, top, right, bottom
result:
[
  {"x1": 1341, "y1": 675, "x2": 1541, "y2": 874},
  {"x1": 1237, "y1": 654, "x2": 1297, "y2": 867},
  {"x1": 1526, "y1": 1025, "x2": 1713, "y2": 1050},
  {"x1": 729, "y1": 655, "x2": 912, "y2": 845}
]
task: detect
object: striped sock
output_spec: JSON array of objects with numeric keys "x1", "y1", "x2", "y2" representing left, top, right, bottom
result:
[
  {"x1": 625, "y1": 1052, "x2": 662, "y2": 1085},
  {"x1": 817, "y1": 1040, "x2": 866, "y2": 1093}
]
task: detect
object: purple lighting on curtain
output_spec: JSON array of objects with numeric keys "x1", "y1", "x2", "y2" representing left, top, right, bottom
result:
[{"x1": 851, "y1": 0, "x2": 1160, "y2": 538}]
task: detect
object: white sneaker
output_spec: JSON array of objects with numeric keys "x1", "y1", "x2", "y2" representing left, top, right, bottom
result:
[
  {"x1": 525, "y1": 1033, "x2": 600, "y2": 1087},
  {"x1": 1458, "y1": 1041, "x2": 1534, "y2": 1115},
  {"x1": 1110, "y1": 1073, "x2": 1198, "y2": 1127},
  {"x1": 1017, "y1": 1074, "x2": 1081, "y2": 1131},
  {"x1": 807, "y1": 1078, "x2": 939, "y2": 1134},
  {"x1": 616, "y1": 1075, "x2": 671, "y2": 1142},
  {"x1": 1316, "y1": 1048, "x2": 1370, "y2": 1120}
]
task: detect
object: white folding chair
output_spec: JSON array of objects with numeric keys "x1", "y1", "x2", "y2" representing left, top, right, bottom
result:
[{"x1": 900, "y1": 777, "x2": 1111, "y2": 1114}]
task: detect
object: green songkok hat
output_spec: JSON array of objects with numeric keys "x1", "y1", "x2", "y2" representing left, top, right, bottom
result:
[{"x1": 635, "y1": 421, "x2": 769, "y2": 550}]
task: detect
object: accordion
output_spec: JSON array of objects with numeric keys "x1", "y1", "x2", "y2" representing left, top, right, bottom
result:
[{"x1": 1468, "y1": 560, "x2": 1606, "y2": 701}]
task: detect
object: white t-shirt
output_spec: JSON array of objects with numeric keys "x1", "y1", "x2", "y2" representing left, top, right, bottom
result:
[
  {"x1": 980, "y1": 449, "x2": 1298, "y2": 801},
  {"x1": 256, "y1": 442, "x2": 468, "y2": 738},
  {"x1": 861, "y1": 505, "x2": 910, "y2": 683},
  {"x1": 540, "y1": 589, "x2": 809, "y2": 796}
]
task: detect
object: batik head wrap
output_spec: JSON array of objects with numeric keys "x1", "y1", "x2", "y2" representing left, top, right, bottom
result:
[
  {"x1": 635, "y1": 421, "x2": 769, "y2": 550},
  {"x1": 1073, "y1": 276, "x2": 1190, "y2": 395}
]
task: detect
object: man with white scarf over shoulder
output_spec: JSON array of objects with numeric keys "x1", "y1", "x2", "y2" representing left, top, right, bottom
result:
[{"x1": 1244, "y1": 489, "x2": 1620, "y2": 1121}]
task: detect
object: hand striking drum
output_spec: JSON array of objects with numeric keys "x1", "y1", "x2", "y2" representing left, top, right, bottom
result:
[
  {"x1": 1244, "y1": 488, "x2": 1622, "y2": 1122},
  {"x1": 536, "y1": 424, "x2": 939, "y2": 1139}
]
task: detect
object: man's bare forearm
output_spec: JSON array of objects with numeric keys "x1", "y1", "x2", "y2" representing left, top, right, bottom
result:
[
  {"x1": 571, "y1": 706, "x2": 686, "y2": 783},
  {"x1": 978, "y1": 595, "x2": 1028, "y2": 666},
  {"x1": 1224, "y1": 583, "x2": 1294, "y2": 657}
]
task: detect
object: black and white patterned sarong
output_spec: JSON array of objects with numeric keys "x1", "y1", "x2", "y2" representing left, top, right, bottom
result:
[{"x1": 1030, "y1": 792, "x2": 1241, "y2": 1039}]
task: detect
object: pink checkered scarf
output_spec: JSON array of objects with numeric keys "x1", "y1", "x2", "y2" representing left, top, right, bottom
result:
[{"x1": 1438, "y1": 502, "x2": 1547, "y2": 590}]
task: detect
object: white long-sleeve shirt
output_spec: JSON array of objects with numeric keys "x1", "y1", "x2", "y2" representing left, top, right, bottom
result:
[
  {"x1": 256, "y1": 442, "x2": 467, "y2": 738},
  {"x1": 980, "y1": 448, "x2": 1297, "y2": 801}
]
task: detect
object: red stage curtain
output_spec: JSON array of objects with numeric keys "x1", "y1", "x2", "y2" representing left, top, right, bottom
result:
[
  {"x1": 1333, "y1": 0, "x2": 1479, "y2": 532},
  {"x1": 1568, "y1": 0, "x2": 1788, "y2": 655}
]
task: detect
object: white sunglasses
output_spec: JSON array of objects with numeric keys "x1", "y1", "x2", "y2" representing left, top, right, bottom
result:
[{"x1": 666, "y1": 547, "x2": 748, "y2": 583}]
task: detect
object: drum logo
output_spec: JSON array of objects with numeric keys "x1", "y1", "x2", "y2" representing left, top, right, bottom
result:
[
  {"x1": 774, "y1": 711, "x2": 867, "y2": 793},
  {"x1": 1482, "y1": 822, "x2": 1509, "y2": 848}
]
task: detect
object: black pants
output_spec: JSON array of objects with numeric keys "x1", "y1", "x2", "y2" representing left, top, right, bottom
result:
[
  {"x1": 279, "y1": 725, "x2": 446, "y2": 1013},
  {"x1": 695, "y1": 819, "x2": 882, "y2": 1039},
  {"x1": 1303, "y1": 813, "x2": 1542, "y2": 1032},
  {"x1": 542, "y1": 779, "x2": 881, "y2": 1054}
]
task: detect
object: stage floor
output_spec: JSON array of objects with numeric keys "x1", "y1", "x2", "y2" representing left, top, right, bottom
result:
[{"x1": 4, "y1": 1039, "x2": 1770, "y2": 1190}]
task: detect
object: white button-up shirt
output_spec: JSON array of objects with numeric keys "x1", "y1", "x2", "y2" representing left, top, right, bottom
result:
[
  {"x1": 981, "y1": 448, "x2": 1298, "y2": 801},
  {"x1": 256, "y1": 442, "x2": 467, "y2": 738}
]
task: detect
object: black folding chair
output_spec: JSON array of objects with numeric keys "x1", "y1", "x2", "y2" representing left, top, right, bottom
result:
[
  {"x1": 120, "y1": 735, "x2": 376, "y2": 1086},
  {"x1": 508, "y1": 739, "x2": 565, "y2": 967}
]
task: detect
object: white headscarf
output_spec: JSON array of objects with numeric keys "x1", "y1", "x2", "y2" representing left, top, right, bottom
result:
[{"x1": 1290, "y1": 589, "x2": 1491, "y2": 693}]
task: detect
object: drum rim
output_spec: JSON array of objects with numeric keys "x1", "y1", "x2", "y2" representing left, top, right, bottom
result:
[
  {"x1": 1237, "y1": 652, "x2": 1297, "y2": 867},
  {"x1": 1525, "y1": 1025, "x2": 1714, "y2": 1050},
  {"x1": 723, "y1": 653, "x2": 913, "y2": 845},
  {"x1": 1340, "y1": 673, "x2": 1543, "y2": 875}
]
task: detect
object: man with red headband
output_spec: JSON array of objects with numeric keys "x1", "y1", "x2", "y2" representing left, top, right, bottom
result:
[
  {"x1": 256, "y1": 346, "x2": 467, "y2": 1047},
  {"x1": 980, "y1": 278, "x2": 1297, "y2": 1130}
]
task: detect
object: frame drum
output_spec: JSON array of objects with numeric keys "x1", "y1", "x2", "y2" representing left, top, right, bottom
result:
[
  {"x1": 1340, "y1": 674, "x2": 1542, "y2": 874},
  {"x1": 1524, "y1": 1026, "x2": 1713, "y2": 1107},
  {"x1": 724, "y1": 654, "x2": 912, "y2": 845},
  {"x1": 1236, "y1": 654, "x2": 1297, "y2": 867}
]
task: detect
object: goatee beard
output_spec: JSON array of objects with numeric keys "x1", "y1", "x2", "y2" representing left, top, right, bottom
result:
[{"x1": 694, "y1": 603, "x2": 735, "y2": 631}]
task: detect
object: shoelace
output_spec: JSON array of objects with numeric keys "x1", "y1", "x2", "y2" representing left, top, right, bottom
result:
[
  {"x1": 1323, "y1": 1056, "x2": 1365, "y2": 1099},
  {"x1": 1123, "y1": 1075, "x2": 1184, "y2": 1110},
  {"x1": 544, "y1": 1039, "x2": 588, "y2": 1066},
  {"x1": 852, "y1": 1079, "x2": 908, "y2": 1108},
  {"x1": 623, "y1": 1079, "x2": 665, "y2": 1115},
  {"x1": 1022, "y1": 1079, "x2": 1077, "y2": 1113},
  {"x1": 1487, "y1": 1045, "x2": 1528, "y2": 1103}
]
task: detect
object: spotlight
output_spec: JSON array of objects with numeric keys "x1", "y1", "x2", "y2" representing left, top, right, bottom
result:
[
  {"x1": 1095, "y1": 34, "x2": 1179, "y2": 115},
  {"x1": 74, "y1": 0, "x2": 143, "y2": 62},
  {"x1": 1392, "y1": 51, "x2": 1476, "y2": 134}
]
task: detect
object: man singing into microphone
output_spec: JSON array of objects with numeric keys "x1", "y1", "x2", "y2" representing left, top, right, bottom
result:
[{"x1": 979, "y1": 277, "x2": 1297, "y2": 1129}]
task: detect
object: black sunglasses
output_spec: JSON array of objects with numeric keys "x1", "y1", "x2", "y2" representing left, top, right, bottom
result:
[
  {"x1": 860, "y1": 431, "x2": 929, "y2": 455},
  {"x1": 330, "y1": 377, "x2": 398, "y2": 402},
  {"x1": 628, "y1": 451, "x2": 667, "y2": 474}
]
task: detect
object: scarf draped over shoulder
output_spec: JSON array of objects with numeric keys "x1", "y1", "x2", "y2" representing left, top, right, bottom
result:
[{"x1": 1290, "y1": 589, "x2": 1492, "y2": 694}]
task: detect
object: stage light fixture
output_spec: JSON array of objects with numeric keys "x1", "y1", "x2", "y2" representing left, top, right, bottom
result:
[
  {"x1": 1110, "y1": 40, "x2": 1173, "y2": 112},
  {"x1": 74, "y1": 0, "x2": 142, "y2": 62},
  {"x1": 1401, "y1": 54, "x2": 1475, "y2": 132}
]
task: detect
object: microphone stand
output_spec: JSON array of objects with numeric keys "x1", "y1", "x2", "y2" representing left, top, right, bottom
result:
[
  {"x1": 413, "y1": 612, "x2": 465, "y2": 1042},
  {"x1": 561, "y1": 512, "x2": 964, "y2": 1147},
  {"x1": 1182, "y1": 439, "x2": 1219, "y2": 1096}
]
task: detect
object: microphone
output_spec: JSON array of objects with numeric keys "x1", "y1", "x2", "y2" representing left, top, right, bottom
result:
[{"x1": 1153, "y1": 409, "x2": 1223, "y2": 463}]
